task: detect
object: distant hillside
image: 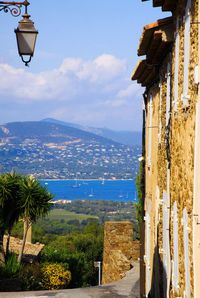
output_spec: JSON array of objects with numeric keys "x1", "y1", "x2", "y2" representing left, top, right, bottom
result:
[
  {"x1": 0, "y1": 121, "x2": 141, "y2": 179},
  {"x1": 1, "y1": 121, "x2": 118, "y2": 145},
  {"x1": 42, "y1": 118, "x2": 142, "y2": 146}
]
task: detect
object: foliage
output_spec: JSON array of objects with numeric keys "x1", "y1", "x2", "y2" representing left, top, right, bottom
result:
[
  {"x1": 19, "y1": 176, "x2": 53, "y2": 223},
  {"x1": 0, "y1": 172, "x2": 23, "y2": 264},
  {"x1": 135, "y1": 161, "x2": 145, "y2": 228},
  {"x1": 0, "y1": 253, "x2": 21, "y2": 278},
  {"x1": 19, "y1": 263, "x2": 42, "y2": 291},
  {"x1": 0, "y1": 172, "x2": 53, "y2": 265},
  {"x1": 52, "y1": 200, "x2": 137, "y2": 225},
  {"x1": 40, "y1": 221, "x2": 103, "y2": 288},
  {"x1": 17, "y1": 175, "x2": 53, "y2": 263},
  {"x1": 11, "y1": 221, "x2": 23, "y2": 239},
  {"x1": 41, "y1": 263, "x2": 71, "y2": 290}
]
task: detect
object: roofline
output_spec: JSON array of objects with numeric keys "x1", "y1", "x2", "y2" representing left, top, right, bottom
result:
[{"x1": 143, "y1": 16, "x2": 173, "y2": 31}]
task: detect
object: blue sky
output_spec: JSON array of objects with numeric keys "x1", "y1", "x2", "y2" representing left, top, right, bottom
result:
[{"x1": 0, "y1": 1, "x2": 169, "y2": 131}]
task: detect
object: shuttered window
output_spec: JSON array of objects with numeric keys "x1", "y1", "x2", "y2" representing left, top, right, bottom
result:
[
  {"x1": 166, "y1": 63, "x2": 171, "y2": 127},
  {"x1": 163, "y1": 191, "x2": 170, "y2": 298},
  {"x1": 174, "y1": 19, "x2": 180, "y2": 112},
  {"x1": 148, "y1": 95, "x2": 153, "y2": 167},
  {"x1": 183, "y1": 0, "x2": 191, "y2": 105},
  {"x1": 183, "y1": 208, "x2": 191, "y2": 298},
  {"x1": 172, "y1": 202, "x2": 179, "y2": 291}
]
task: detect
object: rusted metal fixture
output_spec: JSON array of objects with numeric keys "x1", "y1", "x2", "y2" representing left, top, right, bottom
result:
[{"x1": 0, "y1": 0, "x2": 29, "y2": 17}]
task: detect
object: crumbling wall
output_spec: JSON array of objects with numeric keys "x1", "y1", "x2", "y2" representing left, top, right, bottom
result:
[{"x1": 102, "y1": 221, "x2": 139, "y2": 284}]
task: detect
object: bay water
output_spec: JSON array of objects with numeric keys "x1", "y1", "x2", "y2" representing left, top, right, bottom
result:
[{"x1": 40, "y1": 179, "x2": 138, "y2": 202}]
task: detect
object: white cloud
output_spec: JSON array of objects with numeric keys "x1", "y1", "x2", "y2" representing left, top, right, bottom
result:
[
  {"x1": 117, "y1": 82, "x2": 141, "y2": 98},
  {"x1": 0, "y1": 54, "x2": 127, "y2": 102},
  {"x1": 0, "y1": 54, "x2": 143, "y2": 130}
]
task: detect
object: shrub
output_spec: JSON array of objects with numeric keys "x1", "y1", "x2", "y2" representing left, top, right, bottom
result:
[
  {"x1": 41, "y1": 263, "x2": 71, "y2": 290},
  {"x1": 19, "y1": 263, "x2": 42, "y2": 291}
]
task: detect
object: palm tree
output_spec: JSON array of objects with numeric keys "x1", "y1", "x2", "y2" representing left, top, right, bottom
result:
[
  {"x1": 0, "y1": 174, "x2": 10, "y2": 265},
  {"x1": 18, "y1": 176, "x2": 52, "y2": 263},
  {"x1": 0, "y1": 172, "x2": 22, "y2": 264},
  {"x1": 4, "y1": 172, "x2": 22, "y2": 257}
]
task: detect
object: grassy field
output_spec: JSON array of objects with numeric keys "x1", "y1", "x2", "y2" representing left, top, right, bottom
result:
[{"x1": 46, "y1": 208, "x2": 98, "y2": 222}]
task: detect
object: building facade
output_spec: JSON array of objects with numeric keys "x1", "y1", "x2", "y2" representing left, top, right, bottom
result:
[{"x1": 132, "y1": 1, "x2": 200, "y2": 297}]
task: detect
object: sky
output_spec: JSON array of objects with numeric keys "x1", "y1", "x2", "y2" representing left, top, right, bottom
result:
[{"x1": 0, "y1": 1, "x2": 170, "y2": 131}]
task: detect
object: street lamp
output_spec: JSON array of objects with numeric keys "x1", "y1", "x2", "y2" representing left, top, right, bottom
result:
[{"x1": 0, "y1": 0, "x2": 38, "y2": 66}]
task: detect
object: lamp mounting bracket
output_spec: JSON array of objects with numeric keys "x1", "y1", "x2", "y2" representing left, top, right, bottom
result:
[{"x1": 0, "y1": 1, "x2": 29, "y2": 17}]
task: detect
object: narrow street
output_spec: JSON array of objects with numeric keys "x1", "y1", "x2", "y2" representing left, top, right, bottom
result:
[{"x1": 0, "y1": 262, "x2": 139, "y2": 298}]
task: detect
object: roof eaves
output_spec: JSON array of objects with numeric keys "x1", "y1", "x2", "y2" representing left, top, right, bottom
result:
[
  {"x1": 138, "y1": 17, "x2": 173, "y2": 57},
  {"x1": 131, "y1": 60, "x2": 158, "y2": 88},
  {"x1": 141, "y1": 0, "x2": 177, "y2": 12}
]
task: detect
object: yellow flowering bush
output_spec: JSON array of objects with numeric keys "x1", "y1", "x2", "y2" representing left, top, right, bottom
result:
[{"x1": 41, "y1": 263, "x2": 71, "y2": 290}]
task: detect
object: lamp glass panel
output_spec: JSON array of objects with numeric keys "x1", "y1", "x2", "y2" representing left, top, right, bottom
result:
[{"x1": 16, "y1": 32, "x2": 37, "y2": 55}]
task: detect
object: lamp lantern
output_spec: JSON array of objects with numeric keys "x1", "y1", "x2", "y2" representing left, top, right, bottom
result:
[
  {"x1": 15, "y1": 11, "x2": 38, "y2": 66},
  {"x1": 0, "y1": 0, "x2": 38, "y2": 66}
]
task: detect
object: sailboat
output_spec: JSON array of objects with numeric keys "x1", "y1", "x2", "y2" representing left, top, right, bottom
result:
[
  {"x1": 88, "y1": 188, "x2": 94, "y2": 198},
  {"x1": 134, "y1": 191, "x2": 137, "y2": 201},
  {"x1": 118, "y1": 190, "x2": 123, "y2": 198},
  {"x1": 72, "y1": 175, "x2": 80, "y2": 188},
  {"x1": 101, "y1": 178, "x2": 105, "y2": 185}
]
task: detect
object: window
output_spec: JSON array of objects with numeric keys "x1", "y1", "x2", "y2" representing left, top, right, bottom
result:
[
  {"x1": 174, "y1": 19, "x2": 180, "y2": 112},
  {"x1": 172, "y1": 202, "x2": 179, "y2": 291},
  {"x1": 183, "y1": 208, "x2": 191, "y2": 298},
  {"x1": 182, "y1": 0, "x2": 191, "y2": 105},
  {"x1": 147, "y1": 95, "x2": 153, "y2": 167}
]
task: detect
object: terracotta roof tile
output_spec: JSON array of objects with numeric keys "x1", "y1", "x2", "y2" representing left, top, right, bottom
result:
[{"x1": 138, "y1": 17, "x2": 173, "y2": 60}]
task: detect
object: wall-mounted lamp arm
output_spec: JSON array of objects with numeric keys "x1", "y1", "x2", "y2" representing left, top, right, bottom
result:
[{"x1": 0, "y1": 0, "x2": 29, "y2": 17}]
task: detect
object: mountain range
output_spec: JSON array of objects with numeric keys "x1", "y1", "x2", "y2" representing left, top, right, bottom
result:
[{"x1": 41, "y1": 118, "x2": 142, "y2": 146}]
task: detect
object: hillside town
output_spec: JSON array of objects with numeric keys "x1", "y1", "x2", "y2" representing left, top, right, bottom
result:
[{"x1": 0, "y1": 121, "x2": 141, "y2": 179}]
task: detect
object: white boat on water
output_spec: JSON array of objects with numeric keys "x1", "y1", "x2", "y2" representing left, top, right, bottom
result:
[
  {"x1": 88, "y1": 188, "x2": 94, "y2": 197},
  {"x1": 118, "y1": 190, "x2": 123, "y2": 198},
  {"x1": 72, "y1": 175, "x2": 81, "y2": 188}
]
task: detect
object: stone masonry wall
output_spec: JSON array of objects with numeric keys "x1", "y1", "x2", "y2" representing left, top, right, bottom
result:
[
  {"x1": 169, "y1": 1, "x2": 198, "y2": 297},
  {"x1": 102, "y1": 221, "x2": 139, "y2": 284},
  {"x1": 145, "y1": 85, "x2": 160, "y2": 293},
  {"x1": 145, "y1": 0, "x2": 199, "y2": 294}
]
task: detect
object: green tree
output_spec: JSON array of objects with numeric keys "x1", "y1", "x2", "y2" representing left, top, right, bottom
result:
[
  {"x1": 18, "y1": 176, "x2": 53, "y2": 263},
  {"x1": 4, "y1": 173, "x2": 23, "y2": 257},
  {"x1": 135, "y1": 160, "x2": 145, "y2": 231},
  {"x1": 0, "y1": 173, "x2": 22, "y2": 265}
]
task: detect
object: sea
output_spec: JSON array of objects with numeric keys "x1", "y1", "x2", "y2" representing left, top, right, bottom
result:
[{"x1": 40, "y1": 179, "x2": 138, "y2": 203}]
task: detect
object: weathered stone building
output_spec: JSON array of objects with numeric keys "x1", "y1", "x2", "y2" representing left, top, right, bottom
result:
[{"x1": 132, "y1": 0, "x2": 200, "y2": 297}]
